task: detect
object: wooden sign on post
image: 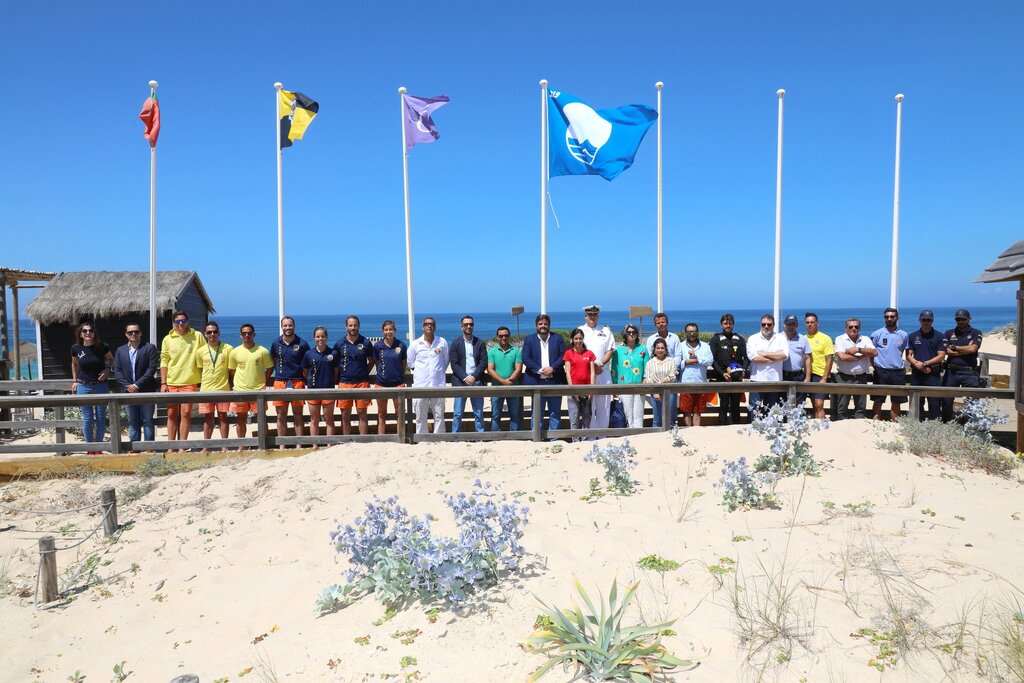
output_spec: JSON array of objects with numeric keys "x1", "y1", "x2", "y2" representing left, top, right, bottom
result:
[
  {"x1": 511, "y1": 306, "x2": 525, "y2": 338},
  {"x1": 629, "y1": 306, "x2": 654, "y2": 340}
]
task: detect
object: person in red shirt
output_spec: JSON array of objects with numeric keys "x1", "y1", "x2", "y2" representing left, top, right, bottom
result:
[{"x1": 563, "y1": 328, "x2": 596, "y2": 438}]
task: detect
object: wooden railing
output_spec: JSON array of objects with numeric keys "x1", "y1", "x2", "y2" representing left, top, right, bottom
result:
[{"x1": 0, "y1": 379, "x2": 1012, "y2": 455}]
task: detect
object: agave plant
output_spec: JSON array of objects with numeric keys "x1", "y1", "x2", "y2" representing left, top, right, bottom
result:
[{"x1": 524, "y1": 578, "x2": 694, "y2": 682}]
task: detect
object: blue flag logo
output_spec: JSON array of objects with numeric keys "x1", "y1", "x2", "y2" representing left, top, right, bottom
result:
[{"x1": 548, "y1": 89, "x2": 657, "y2": 181}]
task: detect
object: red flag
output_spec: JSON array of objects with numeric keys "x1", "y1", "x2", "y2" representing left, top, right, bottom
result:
[{"x1": 139, "y1": 94, "x2": 160, "y2": 147}]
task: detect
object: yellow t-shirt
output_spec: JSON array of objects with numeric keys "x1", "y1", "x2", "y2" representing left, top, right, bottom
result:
[
  {"x1": 228, "y1": 344, "x2": 273, "y2": 391},
  {"x1": 160, "y1": 328, "x2": 204, "y2": 386},
  {"x1": 195, "y1": 342, "x2": 233, "y2": 391},
  {"x1": 806, "y1": 332, "x2": 835, "y2": 377}
]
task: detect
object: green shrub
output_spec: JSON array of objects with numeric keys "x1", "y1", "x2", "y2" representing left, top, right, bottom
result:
[
  {"x1": 524, "y1": 578, "x2": 694, "y2": 681},
  {"x1": 893, "y1": 417, "x2": 1017, "y2": 477}
]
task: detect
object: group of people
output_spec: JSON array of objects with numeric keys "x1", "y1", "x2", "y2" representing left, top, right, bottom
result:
[{"x1": 67, "y1": 305, "x2": 983, "y2": 448}]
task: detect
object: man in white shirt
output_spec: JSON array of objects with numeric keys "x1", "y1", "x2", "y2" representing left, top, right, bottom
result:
[
  {"x1": 746, "y1": 314, "x2": 789, "y2": 416},
  {"x1": 833, "y1": 317, "x2": 878, "y2": 420},
  {"x1": 646, "y1": 312, "x2": 681, "y2": 427},
  {"x1": 580, "y1": 305, "x2": 616, "y2": 430},
  {"x1": 407, "y1": 316, "x2": 450, "y2": 433}
]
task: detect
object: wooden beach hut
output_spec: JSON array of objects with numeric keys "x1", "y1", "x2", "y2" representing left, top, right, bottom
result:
[
  {"x1": 974, "y1": 240, "x2": 1024, "y2": 450},
  {"x1": 0, "y1": 266, "x2": 55, "y2": 381},
  {"x1": 24, "y1": 271, "x2": 215, "y2": 380}
]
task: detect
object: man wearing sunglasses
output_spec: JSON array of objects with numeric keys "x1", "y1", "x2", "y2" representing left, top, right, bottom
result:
[
  {"x1": 746, "y1": 314, "x2": 788, "y2": 417},
  {"x1": 833, "y1": 317, "x2": 877, "y2": 419},
  {"x1": 486, "y1": 326, "x2": 523, "y2": 431},
  {"x1": 940, "y1": 309, "x2": 983, "y2": 422},
  {"x1": 869, "y1": 308, "x2": 909, "y2": 421},
  {"x1": 449, "y1": 315, "x2": 488, "y2": 433},
  {"x1": 159, "y1": 310, "x2": 204, "y2": 445},
  {"x1": 113, "y1": 321, "x2": 160, "y2": 447}
]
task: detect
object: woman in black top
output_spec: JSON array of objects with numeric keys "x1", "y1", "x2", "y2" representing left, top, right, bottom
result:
[{"x1": 70, "y1": 322, "x2": 114, "y2": 452}]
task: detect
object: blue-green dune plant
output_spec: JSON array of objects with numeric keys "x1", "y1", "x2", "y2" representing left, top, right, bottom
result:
[
  {"x1": 315, "y1": 480, "x2": 528, "y2": 614},
  {"x1": 584, "y1": 439, "x2": 639, "y2": 497},
  {"x1": 748, "y1": 400, "x2": 828, "y2": 476}
]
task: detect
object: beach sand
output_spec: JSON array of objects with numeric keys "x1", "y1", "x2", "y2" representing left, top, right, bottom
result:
[{"x1": 2, "y1": 416, "x2": 1022, "y2": 682}]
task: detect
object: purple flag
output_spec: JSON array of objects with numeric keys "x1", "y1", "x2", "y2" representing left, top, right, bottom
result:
[{"x1": 403, "y1": 94, "x2": 449, "y2": 150}]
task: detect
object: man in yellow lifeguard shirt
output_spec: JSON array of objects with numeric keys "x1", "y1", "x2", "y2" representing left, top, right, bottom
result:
[
  {"x1": 160, "y1": 310, "x2": 204, "y2": 445},
  {"x1": 228, "y1": 322, "x2": 273, "y2": 439},
  {"x1": 804, "y1": 312, "x2": 835, "y2": 419},
  {"x1": 195, "y1": 321, "x2": 233, "y2": 448}
]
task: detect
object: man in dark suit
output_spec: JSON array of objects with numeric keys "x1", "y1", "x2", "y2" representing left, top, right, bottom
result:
[
  {"x1": 449, "y1": 315, "x2": 489, "y2": 433},
  {"x1": 113, "y1": 321, "x2": 160, "y2": 447},
  {"x1": 522, "y1": 313, "x2": 567, "y2": 434}
]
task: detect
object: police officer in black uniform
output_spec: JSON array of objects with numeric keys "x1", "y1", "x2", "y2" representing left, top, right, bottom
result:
[
  {"x1": 940, "y1": 308, "x2": 983, "y2": 422},
  {"x1": 709, "y1": 313, "x2": 749, "y2": 425}
]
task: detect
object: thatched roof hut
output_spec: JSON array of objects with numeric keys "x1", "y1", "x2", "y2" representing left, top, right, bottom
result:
[
  {"x1": 25, "y1": 271, "x2": 215, "y2": 380},
  {"x1": 25, "y1": 271, "x2": 214, "y2": 325}
]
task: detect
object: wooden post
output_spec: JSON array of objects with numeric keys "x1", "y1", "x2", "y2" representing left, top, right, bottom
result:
[
  {"x1": 787, "y1": 384, "x2": 797, "y2": 404},
  {"x1": 38, "y1": 535, "x2": 58, "y2": 603},
  {"x1": 100, "y1": 486, "x2": 118, "y2": 537},
  {"x1": 908, "y1": 390, "x2": 920, "y2": 421},
  {"x1": 256, "y1": 396, "x2": 269, "y2": 451},
  {"x1": 108, "y1": 398, "x2": 123, "y2": 454},
  {"x1": 396, "y1": 392, "x2": 407, "y2": 444},
  {"x1": 12, "y1": 284, "x2": 20, "y2": 380},
  {"x1": 405, "y1": 397, "x2": 415, "y2": 442},
  {"x1": 0, "y1": 278, "x2": 8, "y2": 436},
  {"x1": 532, "y1": 391, "x2": 543, "y2": 442},
  {"x1": 55, "y1": 405, "x2": 66, "y2": 445},
  {"x1": 660, "y1": 387, "x2": 671, "y2": 431}
]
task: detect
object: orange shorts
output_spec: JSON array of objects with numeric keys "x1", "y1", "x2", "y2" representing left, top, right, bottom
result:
[
  {"x1": 679, "y1": 392, "x2": 710, "y2": 414},
  {"x1": 272, "y1": 379, "x2": 306, "y2": 407},
  {"x1": 198, "y1": 401, "x2": 230, "y2": 415},
  {"x1": 167, "y1": 384, "x2": 198, "y2": 393},
  {"x1": 231, "y1": 402, "x2": 257, "y2": 414},
  {"x1": 306, "y1": 399, "x2": 335, "y2": 406},
  {"x1": 337, "y1": 381, "x2": 371, "y2": 409}
]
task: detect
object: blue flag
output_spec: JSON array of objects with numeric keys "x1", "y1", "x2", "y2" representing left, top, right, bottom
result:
[{"x1": 547, "y1": 88, "x2": 657, "y2": 181}]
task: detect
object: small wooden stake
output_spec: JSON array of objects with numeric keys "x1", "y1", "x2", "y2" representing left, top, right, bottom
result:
[
  {"x1": 38, "y1": 535, "x2": 58, "y2": 603},
  {"x1": 100, "y1": 486, "x2": 118, "y2": 537}
]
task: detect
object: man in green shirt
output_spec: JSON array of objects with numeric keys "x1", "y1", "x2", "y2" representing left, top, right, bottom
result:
[{"x1": 486, "y1": 326, "x2": 523, "y2": 431}]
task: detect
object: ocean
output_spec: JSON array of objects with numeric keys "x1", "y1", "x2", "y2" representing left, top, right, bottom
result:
[
  {"x1": 9, "y1": 306, "x2": 1016, "y2": 378},
  {"x1": 189, "y1": 306, "x2": 1015, "y2": 349}
]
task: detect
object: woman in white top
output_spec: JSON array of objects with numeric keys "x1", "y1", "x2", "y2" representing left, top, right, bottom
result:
[{"x1": 644, "y1": 338, "x2": 677, "y2": 427}]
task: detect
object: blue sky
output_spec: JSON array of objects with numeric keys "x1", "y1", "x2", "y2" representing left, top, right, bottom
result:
[{"x1": 3, "y1": 1, "x2": 1021, "y2": 317}]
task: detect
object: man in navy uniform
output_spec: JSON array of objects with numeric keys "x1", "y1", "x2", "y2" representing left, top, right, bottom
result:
[
  {"x1": 906, "y1": 310, "x2": 945, "y2": 421},
  {"x1": 941, "y1": 309, "x2": 983, "y2": 422}
]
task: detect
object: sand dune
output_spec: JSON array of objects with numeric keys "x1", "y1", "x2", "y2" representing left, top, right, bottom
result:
[{"x1": 1, "y1": 416, "x2": 1022, "y2": 682}]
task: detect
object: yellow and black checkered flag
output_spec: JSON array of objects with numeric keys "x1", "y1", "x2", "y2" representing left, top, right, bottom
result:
[{"x1": 279, "y1": 89, "x2": 319, "y2": 148}]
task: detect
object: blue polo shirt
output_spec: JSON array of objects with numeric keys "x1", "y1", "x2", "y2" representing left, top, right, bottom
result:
[
  {"x1": 302, "y1": 347, "x2": 339, "y2": 389},
  {"x1": 870, "y1": 327, "x2": 908, "y2": 370},
  {"x1": 783, "y1": 333, "x2": 810, "y2": 372},
  {"x1": 271, "y1": 335, "x2": 309, "y2": 380},
  {"x1": 374, "y1": 339, "x2": 408, "y2": 387},
  {"x1": 942, "y1": 326, "x2": 983, "y2": 369},
  {"x1": 334, "y1": 335, "x2": 374, "y2": 383},
  {"x1": 907, "y1": 329, "x2": 944, "y2": 366}
]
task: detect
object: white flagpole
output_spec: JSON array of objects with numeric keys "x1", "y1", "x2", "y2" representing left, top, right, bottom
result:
[
  {"x1": 148, "y1": 80, "x2": 158, "y2": 344},
  {"x1": 890, "y1": 93, "x2": 904, "y2": 309},
  {"x1": 655, "y1": 81, "x2": 664, "y2": 313},
  {"x1": 540, "y1": 79, "x2": 549, "y2": 315},
  {"x1": 773, "y1": 89, "x2": 785, "y2": 332},
  {"x1": 274, "y1": 82, "x2": 285, "y2": 322},
  {"x1": 399, "y1": 87, "x2": 415, "y2": 341}
]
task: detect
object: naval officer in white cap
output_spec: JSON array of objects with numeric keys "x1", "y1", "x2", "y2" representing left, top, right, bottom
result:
[{"x1": 580, "y1": 305, "x2": 616, "y2": 430}]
